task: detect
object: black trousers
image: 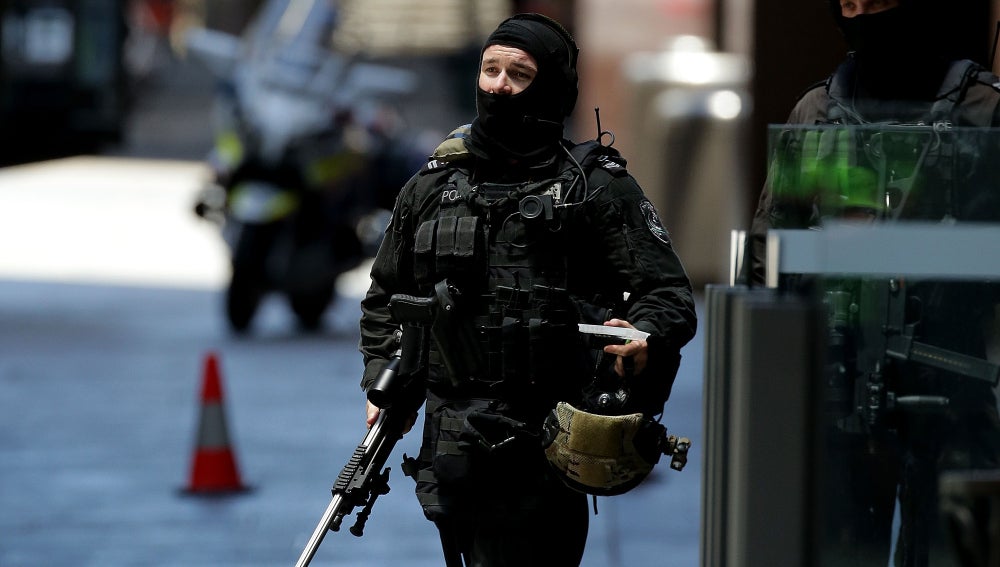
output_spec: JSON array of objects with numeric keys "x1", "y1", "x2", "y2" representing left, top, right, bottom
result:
[
  {"x1": 819, "y1": 404, "x2": 1000, "y2": 567},
  {"x1": 434, "y1": 474, "x2": 589, "y2": 567}
]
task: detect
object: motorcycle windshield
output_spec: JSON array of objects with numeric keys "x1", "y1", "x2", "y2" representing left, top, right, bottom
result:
[
  {"x1": 243, "y1": 0, "x2": 338, "y2": 59},
  {"x1": 240, "y1": 0, "x2": 342, "y2": 95},
  {"x1": 222, "y1": 0, "x2": 348, "y2": 165},
  {"x1": 235, "y1": 0, "x2": 414, "y2": 107},
  {"x1": 763, "y1": 124, "x2": 1000, "y2": 564}
]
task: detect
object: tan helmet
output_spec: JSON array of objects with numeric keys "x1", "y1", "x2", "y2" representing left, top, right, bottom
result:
[{"x1": 540, "y1": 401, "x2": 690, "y2": 496}]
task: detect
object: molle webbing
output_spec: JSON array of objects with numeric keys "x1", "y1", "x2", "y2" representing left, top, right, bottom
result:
[
  {"x1": 413, "y1": 170, "x2": 481, "y2": 287},
  {"x1": 470, "y1": 283, "x2": 577, "y2": 385},
  {"x1": 480, "y1": 283, "x2": 576, "y2": 324},
  {"x1": 435, "y1": 414, "x2": 466, "y2": 458},
  {"x1": 414, "y1": 215, "x2": 483, "y2": 285},
  {"x1": 417, "y1": 166, "x2": 586, "y2": 388}
]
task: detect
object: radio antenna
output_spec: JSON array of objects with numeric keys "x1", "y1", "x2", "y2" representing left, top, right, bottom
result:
[{"x1": 594, "y1": 107, "x2": 615, "y2": 147}]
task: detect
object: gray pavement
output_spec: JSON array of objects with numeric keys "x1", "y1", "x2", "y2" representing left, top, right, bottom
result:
[
  {"x1": 0, "y1": 53, "x2": 705, "y2": 567},
  {"x1": 0, "y1": 275, "x2": 704, "y2": 567}
]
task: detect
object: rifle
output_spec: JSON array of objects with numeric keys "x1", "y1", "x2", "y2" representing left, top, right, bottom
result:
[
  {"x1": 855, "y1": 278, "x2": 999, "y2": 430},
  {"x1": 821, "y1": 275, "x2": 1000, "y2": 439},
  {"x1": 295, "y1": 293, "x2": 438, "y2": 567}
]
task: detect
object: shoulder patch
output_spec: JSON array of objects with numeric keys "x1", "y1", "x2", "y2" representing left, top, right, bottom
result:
[
  {"x1": 431, "y1": 124, "x2": 472, "y2": 160},
  {"x1": 421, "y1": 158, "x2": 451, "y2": 174},
  {"x1": 571, "y1": 140, "x2": 629, "y2": 177},
  {"x1": 421, "y1": 124, "x2": 473, "y2": 174},
  {"x1": 594, "y1": 154, "x2": 628, "y2": 176},
  {"x1": 640, "y1": 199, "x2": 670, "y2": 244}
]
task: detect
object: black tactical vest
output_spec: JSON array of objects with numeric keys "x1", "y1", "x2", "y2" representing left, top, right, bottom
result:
[
  {"x1": 413, "y1": 142, "x2": 623, "y2": 398},
  {"x1": 826, "y1": 58, "x2": 998, "y2": 127},
  {"x1": 814, "y1": 58, "x2": 1000, "y2": 415}
]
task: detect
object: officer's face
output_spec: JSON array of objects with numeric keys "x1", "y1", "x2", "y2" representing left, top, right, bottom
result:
[
  {"x1": 839, "y1": 0, "x2": 900, "y2": 18},
  {"x1": 478, "y1": 44, "x2": 538, "y2": 95}
]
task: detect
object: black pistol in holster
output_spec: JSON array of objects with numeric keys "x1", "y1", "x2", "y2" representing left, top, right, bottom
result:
[{"x1": 430, "y1": 279, "x2": 483, "y2": 386}]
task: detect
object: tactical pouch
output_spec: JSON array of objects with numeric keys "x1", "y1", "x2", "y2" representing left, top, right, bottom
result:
[
  {"x1": 430, "y1": 399, "x2": 485, "y2": 486},
  {"x1": 500, "y1": 317, "x2": 527, "y2": 383},
  {"x1": 414, "y1": 220, "x2": 437, "y2": 284},
  {"x1": 430, "y1": 399, "x2": 537, "y2": 486},
  {"x1": 413, "y1": 216, "x2": 485, "y2": 287},
  {"x1": 439, "y1": 216, "x2": 482, "y2": 279},
  {"x1": 436, "y1": 216, "x2": 458, "y2": 268}
]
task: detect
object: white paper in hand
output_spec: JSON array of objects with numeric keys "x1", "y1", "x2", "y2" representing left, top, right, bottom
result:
[{"x1": 577, "y1": 324, "x2": 650, "y2": 342}]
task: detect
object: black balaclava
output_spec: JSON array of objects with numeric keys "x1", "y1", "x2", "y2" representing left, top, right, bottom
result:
[
  {"x1": 828, "y1": 0, "x2": 983, "y2": 101},
  {"x1": 465, "y1": 13, "x2": 579, "y2": 163}
]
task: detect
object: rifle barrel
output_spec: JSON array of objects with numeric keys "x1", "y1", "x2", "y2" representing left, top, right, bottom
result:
[
  {"x1": 294, "y1": 493, "x2": 346, "y2": 567},
  {"x1": 294, "y1": 290, "x2": 435, "y2": 564}
]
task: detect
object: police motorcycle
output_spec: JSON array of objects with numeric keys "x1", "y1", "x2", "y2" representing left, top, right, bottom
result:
[{"x1": 187, "y1": 0, "x2": 418, "y2": 332}]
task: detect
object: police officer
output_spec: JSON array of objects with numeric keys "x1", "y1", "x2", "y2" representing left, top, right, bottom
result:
[
  {"x1": 745, "y1": 0, "x2": 1000, "y2": 284},
  {"x1": 742, "y1": 1, "x2": 1000, "y2": 565},
  {"x1": 358, "y1": 12, "x2": 697, "y2": 567}
]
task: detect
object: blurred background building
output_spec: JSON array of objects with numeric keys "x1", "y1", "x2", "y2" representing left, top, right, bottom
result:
[{"x1": 3, "y1": 0, "x2": 998, "y2": 295}]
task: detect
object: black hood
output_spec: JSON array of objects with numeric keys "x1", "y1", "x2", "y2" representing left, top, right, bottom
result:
[
  {"x1": 466, "y1": 13, "x2": 579, "y2": 163},
  {"x1": 827, "y1": 0, "x2": 986, "y2": 100},
  {"x1": 829, "y1": 0, "x2": 987, "y2": 63}
]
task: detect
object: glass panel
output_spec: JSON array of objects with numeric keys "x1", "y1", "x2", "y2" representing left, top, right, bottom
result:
[
  {"x1": 767, "y1": 124, "x2": 1000, "y2": 227},
  {"x1": 766, "y1": 124, "x2": 1000, "y2": 567}
]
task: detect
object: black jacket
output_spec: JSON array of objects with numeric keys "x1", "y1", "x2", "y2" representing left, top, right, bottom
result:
[{"x1": 359, "y1": 130, "x2": 697, "y2": 409}]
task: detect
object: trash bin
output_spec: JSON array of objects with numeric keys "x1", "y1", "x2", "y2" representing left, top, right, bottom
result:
[{"x1": 624, "y1": 36, "x2": 751, "y2": 288}]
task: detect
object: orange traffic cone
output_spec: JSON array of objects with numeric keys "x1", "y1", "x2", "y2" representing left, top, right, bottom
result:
[{"x1": 184, "y1": 351, "x2": 248, "y2": 494}]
